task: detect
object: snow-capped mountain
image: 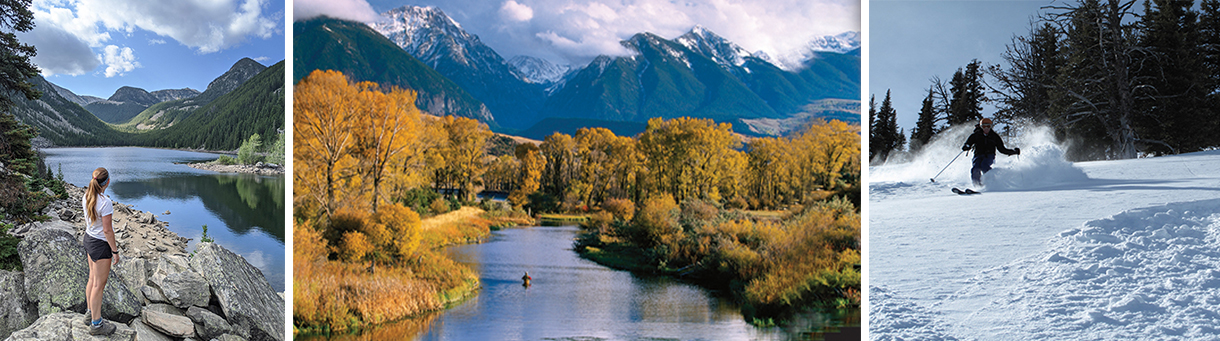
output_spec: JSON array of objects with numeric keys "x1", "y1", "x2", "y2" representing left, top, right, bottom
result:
[
  {"x1": 772, "y1": 31, "x2": 861, "y2": 71},
  {"x1": 507, "y1": 55, "x2": 570, "y2": 85},
  {"x1": 676, "y1": 25, "x2": 755, "y2": 70},
  {"x1": 371, "y1": 6, "x2": 545, "y2": 129}
]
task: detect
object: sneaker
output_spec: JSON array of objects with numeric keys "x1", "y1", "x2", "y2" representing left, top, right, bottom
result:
[
  {"x1": 82, "y1": 310, "x2": 90, "y2": 326},
  {"x1": 88, "y1": 320, "x2": 116, "y2": 336}
]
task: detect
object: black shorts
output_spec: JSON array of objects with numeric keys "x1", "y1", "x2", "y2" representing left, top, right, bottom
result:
[{"x1": 84, "y1": 235, "x2": 112, "y2": 261}]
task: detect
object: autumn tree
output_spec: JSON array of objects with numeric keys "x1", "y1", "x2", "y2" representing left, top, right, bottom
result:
[
  {"x1": 354, "y1": 84, "x2": 421, "y2": 212},
  {"x1": 295, "y1": 70, "x2": 360, "y2": 219},
  {"x1": 508, "y1": 143, "x2": 543, "y2": 208},
  {"x1": 637, "y1": 117, "x2": 741, "y2": 203},
  {"x1": 429, "y1": 116, "x2": 492, "y2": 202}
]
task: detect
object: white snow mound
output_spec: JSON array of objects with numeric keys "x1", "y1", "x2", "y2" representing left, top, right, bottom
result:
[{"x1": 957, "y1": 198, "x2": 1220, "y2": 339}]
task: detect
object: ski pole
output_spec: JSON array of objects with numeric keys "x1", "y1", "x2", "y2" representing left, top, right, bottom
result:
[{"x1": 931, "y1": 149, "x2": 966, "y2": 183}]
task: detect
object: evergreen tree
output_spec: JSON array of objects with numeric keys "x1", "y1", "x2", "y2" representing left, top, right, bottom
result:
[
  {"x1": 1045, "y1": 0, "x2": 1143, "y2": 159},
  {"x1": 910, "y1": 87, "x2": 939, "y2": 152},
  {"x1": 947, "y1": 60, "x2": 987, "y2": 126},
  {"x1": 868, "y1": 95, "x2": 879, "y2": 161},
  {"x1": 872, "y1": 90, "x2": 903, "y2": 162},
  {"x1": 1136, "y1": 0, "x2": 1208, "y2": 153}
]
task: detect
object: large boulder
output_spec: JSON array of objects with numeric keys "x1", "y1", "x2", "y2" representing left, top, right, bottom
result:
[
  {"x1": 4, "y1": 312, "x2": 135, "y2": 341},
  {"x1": 142, "y1": 310, "x2": 195, "y2": 338},
  {"x1": 0, "y1": 271, "x2": 36, "y2": 339},
  {"x1": 128, "y1": 318, "x2": 173, "y2": 341},
  {"x1": 187, "y1": 306, "x2": 233, "y2": 340},
  {"x1": 156, "y1": 271, "x2": 210, "y2": 309},
  {"x1": 112, "y1": 257, "x2": 148, "y2": 301},
  {"x1": 188, "y1": 242, "x2": 283, "y2": 341},
  {"x1": 17, "y1": 229, "x2": 142, "y2": 323}
]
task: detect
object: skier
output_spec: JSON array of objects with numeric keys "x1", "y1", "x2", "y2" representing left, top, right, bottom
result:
[{"x1": 962, "y1": 118, "x2": 1019, "y2": 187}]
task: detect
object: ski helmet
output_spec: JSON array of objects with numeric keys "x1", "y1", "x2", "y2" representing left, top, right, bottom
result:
[{"x1": 980, "y1": 118, "x2": 993, "y2": 127}]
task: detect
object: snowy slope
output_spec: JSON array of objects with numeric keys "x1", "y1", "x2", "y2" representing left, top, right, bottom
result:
[{"x1": 869, "y1": 125, "x2": 1220, "y2": 340}]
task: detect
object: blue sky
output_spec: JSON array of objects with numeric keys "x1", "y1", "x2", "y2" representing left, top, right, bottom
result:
[
  {"x1": 870, "y1": 0, "x2": 1053, "y2": 131},
  {"x1": 295, "y1": 0, "x2": 859, "y2": 67},
  {"x1": 20, "y1": 0, "x2": 285, "y2": 98}
]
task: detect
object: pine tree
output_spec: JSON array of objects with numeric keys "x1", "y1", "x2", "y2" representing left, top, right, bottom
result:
[
  {"x1": 910, "y1": 87, "x2": 939, "y2": 152},
  {"x1": 868, "y1": 95, "x2": 879, "y2": 161},
  {"x1": 872, "y1": 90, "x2": 903, "y2": 162},
  {"x1": 1135, "y1": 0, "x2": 1207, "y2": 153},
  {"x1": 948, "y1": 60, "x2": 987, "y2": 126}
]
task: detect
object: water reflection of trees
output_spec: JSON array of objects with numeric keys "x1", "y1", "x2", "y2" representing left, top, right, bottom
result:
[{"x1": 111, "y1": 174, "x2": 285, "y2": 242}]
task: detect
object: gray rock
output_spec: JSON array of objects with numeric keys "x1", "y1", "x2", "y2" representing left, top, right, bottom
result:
[
  {"x1": 158, "y1": 271, "x2": 210, "y2": 308},
  {"x1": 143, "y1": 304, "x2": 186, "y2": 317},
  {"x1": 142, "y1": 286, "x2": 168, "y2": 304},
  {"x1": 18, "y1": 229, "x2": 141, "y2": 323},
  {"x1": 4, "y1": 312, "x2": 135, "y2": 341},
  {"x1": 142, "y1": 310, "x2": 195, "y2": 338},
  {"x1": 128, "y1": 318, "x2": 174, "y2": 341},
  {"x1": 0, "y1": 270, "x2": 36, "y2": 339},
  {"x1": 58, "y1": 208, "x2": 76, "y2": 221},
  {"x1": 188, "y1": 243, "x2": 283, "y2": 341},
  {"x1": 187, "y1": 306, "x2": 232, "y2": 340},
  {"x1": 213, "y1": 335, "x2": 248, "y2": 341},
  {"x1": 113, "y1": 257, "x2": 147, "y2": 301}
]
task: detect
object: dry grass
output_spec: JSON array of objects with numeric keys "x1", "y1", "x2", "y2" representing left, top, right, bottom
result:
[
  {"x1": 294, "y1": 260, "x2": 442, "y2": 334},
  {"x1": 421, "y1": 206, "x2": 484, "y2": 231}
]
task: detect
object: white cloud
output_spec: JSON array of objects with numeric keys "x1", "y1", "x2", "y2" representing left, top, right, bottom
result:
[
  {"x1": 409, "y1": 0, "x2": 859, "y2": 66},
  {"x1": 18, "y1": 19, "x2": 99, "y2": 76},
  {"x1": 500, "y1": 0, "x2": 534, "y2": 22},
  {"x1": 99, "y1": 45, "x2": 139, "y2": 77},
  {"x1": 148, "y1": 39, "x2": 166, "y2": 45},
  {"x1": 254, "y1": 56, "x2": 271, "y2": 62},
  {"x1": 32, "y1": 0, "x2": 280, "y2": 54},
  {"x1": 294, "y1": 0, "x2": 379, "y2": 22}
]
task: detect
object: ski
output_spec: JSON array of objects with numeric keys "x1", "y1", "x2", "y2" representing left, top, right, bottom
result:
[{"x1": 951, "y1": 188, "x2": 981, "y2": 195}]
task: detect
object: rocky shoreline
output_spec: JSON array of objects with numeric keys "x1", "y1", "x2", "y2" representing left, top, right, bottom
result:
[
  {"x1": 1, "y1": 184, "x2": 284, "y2": 341},
  {"x1": 187, "y1": 161, "x2": 283, "y2": 176}
]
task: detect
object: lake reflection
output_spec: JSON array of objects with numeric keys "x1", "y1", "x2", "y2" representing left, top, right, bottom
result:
[{"x1": 44, "y1": 147, "x2": 285, "y2": 291}]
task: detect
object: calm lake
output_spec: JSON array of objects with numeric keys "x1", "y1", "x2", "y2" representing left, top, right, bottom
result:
[
  {"x1": 44, "y1": 147, "x2": 285, "y2": 292},
  {"x1": 307, "y1": 225, "x2": 858, "y2": 340}
]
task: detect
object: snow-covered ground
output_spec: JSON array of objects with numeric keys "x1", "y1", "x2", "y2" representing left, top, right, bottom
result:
[{"x1": 869, "y1": 125, "x2": 1220, "y2": 340}]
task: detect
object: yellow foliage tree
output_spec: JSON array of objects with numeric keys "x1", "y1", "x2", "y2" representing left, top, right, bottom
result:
[
  {"x1": 509, "y1": 143, "x2": 543, "y2": 208},
  {"x1": 355, "y1": 84, "x2": 421, "y2": 212},
  {"x1": 341, "y1": 230, "x2": 373, "y2": 263},
  {"x1": 372, "y1": 202, "x2": 423, "y2": 261},
  {"x1": 294, "y1": 70, "x2": 361, "y2": 219}
]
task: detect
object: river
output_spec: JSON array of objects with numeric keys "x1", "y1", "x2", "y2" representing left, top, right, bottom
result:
[
  {"x1": 308, "y1": 225, "x2": 858, "y2": 340},
  {"x1": 43, "y1": 147, "x2": 285, "y2": 292}
]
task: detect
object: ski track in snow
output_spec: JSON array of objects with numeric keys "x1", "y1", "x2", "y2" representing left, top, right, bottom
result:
[{"x1": 870, "y1": 126, "x2": 1220, "y2": 340}]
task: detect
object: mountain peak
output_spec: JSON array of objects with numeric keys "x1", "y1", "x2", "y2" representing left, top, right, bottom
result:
[
  {"x1": 676, "y1": 25, "x2": 751, "y2": 68},
  {"x1": 197, "y1": 57, "x2": 269, "y2": 103},
  {"x1": 109, "y1": 86, "x2": 158, "y2": 106}
]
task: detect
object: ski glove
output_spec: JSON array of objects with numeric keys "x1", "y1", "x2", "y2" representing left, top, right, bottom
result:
[
  {"x1": 1014, "y1": 147, "x2": 1021, "y2": 155},
  {"x1": 962, "y1": 145, "x2": 971, "y2": 151}
]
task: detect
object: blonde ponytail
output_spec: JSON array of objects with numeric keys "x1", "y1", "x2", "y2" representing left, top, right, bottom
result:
[{"x1": 85, "y1": 167, "x2": 108, "y2": 224}]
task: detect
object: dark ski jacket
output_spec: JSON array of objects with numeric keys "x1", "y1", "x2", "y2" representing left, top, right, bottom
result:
[{"x1": 963, "y1": 125, "x2": 1017, "y2": 156}]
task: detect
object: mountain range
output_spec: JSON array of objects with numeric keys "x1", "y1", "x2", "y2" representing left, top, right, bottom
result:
[
  {"x1": 11, "y1": 58, "x2": 284, "y2": 150},
  {"x1": 296, "y1": 6, "x2": 860, "y2": 139}
]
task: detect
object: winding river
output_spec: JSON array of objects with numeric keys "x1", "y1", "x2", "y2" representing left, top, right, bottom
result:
[{"x1": 308, "y1": 225, "x2": 858, "y2": 340}]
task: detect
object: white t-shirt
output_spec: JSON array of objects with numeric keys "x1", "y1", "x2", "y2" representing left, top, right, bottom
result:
[{"x1": 82, "y1": 194, "x2": 113, "y2": 240}]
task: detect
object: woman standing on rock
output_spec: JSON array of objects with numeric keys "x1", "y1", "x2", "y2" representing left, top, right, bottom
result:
[{"x1": 83, "y1": 167, "x2": 119, "y2": 336}]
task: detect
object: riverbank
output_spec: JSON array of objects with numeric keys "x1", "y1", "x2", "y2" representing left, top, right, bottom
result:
[
  {"x1": 573, "y1": 199, "x2": 862, "y2": 326},
  {"x1": 294, "y1": 206, "x2": 533, "y2": 336},
  {"x1": 187, "y1": 160, "x2": 284, "y2": 175}
]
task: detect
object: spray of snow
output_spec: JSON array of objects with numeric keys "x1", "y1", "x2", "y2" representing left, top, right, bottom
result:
[{"x1": 871, "y1": 124, "x2": 1088, "y2": 192}]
